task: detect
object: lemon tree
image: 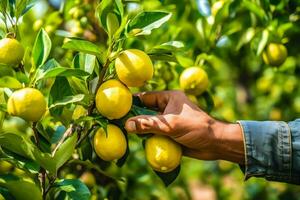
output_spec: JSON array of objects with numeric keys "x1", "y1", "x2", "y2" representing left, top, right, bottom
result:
[{"x1": 0, "y1": 0, "x2": 299, "y2": 199}]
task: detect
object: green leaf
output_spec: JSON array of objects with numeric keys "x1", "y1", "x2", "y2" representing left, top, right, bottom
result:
[
  {"x1": 236, "y1": 28, "x2": 256, "y2": 51},
  {"x1": 0, "y1": 186, "x2": 15, "y2": 200},
  {"x1": 62, "y1": 39, "x2": 102, "y2": 56},
  {"x1": 0, "y1": 132, "x2": 57, "y2": 173},
  {"x1": 107, "y1": 12, "x2": 120, "y2": 38},
  {"x1": 49, "y1": 77, "x2": 73, "y2": 117},
  {"x1": 0, "y1": 175, "x2": 42, "y2": 200},
  {"x1": 53, "y1": 133, "x2": 77, "y2": 170},
  {"x1": 78, "y1": 137, "x2": 93, "y2": 161},
  {"x1": 196, "y1": 0, "x2": 211, "y2": 17},
  {"x1": 242, "y1": 0, "x2": 267, "y2": 21},
  {"x1": 131, "y1": 105, "x2": 158, "y2": 116},
  {"x1": 51, "y1": 125, "x2": 66, "y2": 144},
  {"x1": 0, "y1": 149, "x2": 40, "y2": 174},
  {"x1": 0, "y1": 76, "x2": 22, "y2": 89},
  {"x1": 149, "y1": 41, "x2": 185, "y2": 54},
  {"x1": 154, "y1": 165, "x2": 181, "y2": 187},
  {"x1": 96, "y1": 0, "x2": 123, "y2": 32},
  {"x1": 54, "y1": 179, "x2": 91, "y2": 200},
  {"x1": 128, "y1": 12, "x2": 172, "y2": 36},
  {"x1": 73, "y1": 53, "x2": 96, "y2": 74},
  {"x1": 256, "y1": 29, "x2": 269, "y2": 56},
  {"x1": 94, "y1": 118, "x2": 108, "y2": 134},
  {"x1": 202, "y1": 91, "x2": 214, "y2": 113},
  {"x1": 0, "y1": 133, "x2": 35, "y2": 159},
  {"x1": 37, "y1": 67, "x2": 90, "y2": 81},
  {"x1": 49, "y1": 94, "x2": 85, "y2": 109},
  {"x1": 148, "y1": 53, "x2": 177, "y2": 63},
  {"x1": 32, "y1": 29, "x2": 52, "y2": 69}
]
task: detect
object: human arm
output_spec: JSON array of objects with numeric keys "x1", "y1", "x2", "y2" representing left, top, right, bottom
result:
[
  {"x1": 125, "y1": 91, "x2": 245, "y2": 164},
  {"x1": 125, "y1": 90, "x2": 300, "y2": 184}
]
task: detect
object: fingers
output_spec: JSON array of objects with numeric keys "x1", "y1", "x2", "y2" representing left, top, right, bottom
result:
[
  {"x1": 136, "y1": 91, "x2": 172, "y2": 112},
  {"x1": 125, "y1": 115, "x2": 172, "y2": 135}
]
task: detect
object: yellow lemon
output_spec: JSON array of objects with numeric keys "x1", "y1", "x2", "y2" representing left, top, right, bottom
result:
[
  {"x1": 145, "y1": 135, "x2": 182, "y2": 173},
  {"x1": 7, "y1": 88, "x2": 47, "y2": 122},
  {"x1": 179, "y1": 67, "x2": 209, "y2": 96},
  {"x1": 0, "y1": 161, "x2": 13, "y2": 173},
  {"x1": 262, "y1": 43, "x2": 287, "y2": 66},
  {"x1": 95, "y1": 79, "x2": 132, "y2": 119},
  {"x1": 0, "y1": 38, "x2": 24, "y2": 67},
  {"x1": 115, "y1": 49, "x2": 153, "y2": 87},
  {"x1": 72, "y1": 105, "x2": 87, "y2": 120},
  {"x1": 80, "y1": 171, "x2": 96, "y2": 187},
  {"x1": 93, "y1": 124, "x2": 127, "y2": 161}
]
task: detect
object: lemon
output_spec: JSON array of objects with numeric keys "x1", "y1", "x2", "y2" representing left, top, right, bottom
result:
[
  {"x1": 115, "y1": 49, "x2": 154, "y2": 87},
  {"x1": 0, "y1": 161, "x2": 13, "y2": 173},
  {"x1": 7, "y1": 88, "x2": 47, "y2": 122},
  {"x1": 0, "y1": 38, "x2": 24, "y2": 67},
  {"x1": 72, "y1": 105, "x2": 87, "y2": 120},
  {"x1": 262, "y1": 43, "x2": 287, "y2": 66},
  {"x1": 179, "y1": 67, "x2": 209, "y2": 96},
  {"x1": 80, "y1": 172, "x2": 96, "y2": 187},
  {"x1": 95, "y1": 79, "x2": 132, "y2": 119},
  {"x1": 93, "y1": 124, "x2": 127, "y2": 161},
  {"x1": 65, "y1": 173, "x2": 77, "y2": 179},
  {"x1": 145, "y1": 135, "x2": 182, "y2": 173}
]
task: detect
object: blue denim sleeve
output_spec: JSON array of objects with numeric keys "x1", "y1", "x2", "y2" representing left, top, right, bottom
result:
[{"x1": 238, "y1": 119, "x2": 300, "y2": 184}]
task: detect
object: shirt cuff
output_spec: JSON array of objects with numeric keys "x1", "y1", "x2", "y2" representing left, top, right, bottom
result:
[{"x1": 237, "y1": 121, "x2": 293, "y2": 183}]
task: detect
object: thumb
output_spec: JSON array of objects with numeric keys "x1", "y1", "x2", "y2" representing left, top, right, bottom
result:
[{"x1": 125, "y1": 115, "x2": 170, "y2": 135}]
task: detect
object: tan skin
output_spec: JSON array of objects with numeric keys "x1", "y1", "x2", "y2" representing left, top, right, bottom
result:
[{"x1": 125, "y1": 91, "x2": 245, "y2": 164}]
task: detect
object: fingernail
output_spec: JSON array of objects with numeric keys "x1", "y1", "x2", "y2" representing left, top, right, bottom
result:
[{"x1": 126, "y1": 121, "x2": 136, "y2": 132}]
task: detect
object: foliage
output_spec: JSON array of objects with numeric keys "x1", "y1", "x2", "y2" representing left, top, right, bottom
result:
[{"x1": 0, "y1": 0, "x2": 299, "y2": 199}]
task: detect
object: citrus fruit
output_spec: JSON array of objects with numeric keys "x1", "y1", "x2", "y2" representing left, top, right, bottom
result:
[
  {"x1": 80, "y1": 172, "x2": 96, "y2": 187},
  {"x1": 179, "y1": 67, "x2": 209, "y2": 96},
  {"x1": 115, "y1": 49, "x2": 153, "y2": 87},
  {"x1": 93, "y1": 124, "x2": 127, "y2": 161},
  {"x1": 0, "y1": 38, "x2": 24, "y2": 67},
  {"x1": 7, "y1": 88, "x2": 47, "y2": 122},
  {"x1": 145, "y1": 135, "x2": 182, "y2": 173},
  {"x1": 95, "y1": 79, "x2": 132, "y2": 119},
  {"x1": 262, "y1": 43, "x2": 287, "y2": 66},
  {"x1": 72, "y1": 105, "x2": 87, "y2": 120},
  {"x1": 0, "y1": 161, "x2": 13, "y2": 173}
]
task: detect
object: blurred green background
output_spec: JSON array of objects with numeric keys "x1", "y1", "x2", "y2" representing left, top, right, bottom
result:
[{"x1": 1, "y1": 0, "x2": 300, "y2": 199}]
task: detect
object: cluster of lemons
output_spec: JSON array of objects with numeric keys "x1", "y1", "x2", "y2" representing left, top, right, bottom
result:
[
  {"x1": 0, "y1": 32, "x2": 288, "y2": 174},
  {"x1": 93, "y1": 49, "x2": 182, "y2": 173}
]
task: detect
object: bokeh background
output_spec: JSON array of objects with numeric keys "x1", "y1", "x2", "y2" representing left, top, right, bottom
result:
[{"x1": 1, "y1": 0, "x2": 300, "y2": 199}]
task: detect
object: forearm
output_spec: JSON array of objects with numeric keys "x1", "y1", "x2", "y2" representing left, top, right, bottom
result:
[{"x1": 212, "y1": 121, "x2": 245, "y2": 164}]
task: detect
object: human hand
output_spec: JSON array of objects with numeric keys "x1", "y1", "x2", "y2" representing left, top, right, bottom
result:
[{"x1": 125, "y1": 91, "x2": 245, "y2": 164}]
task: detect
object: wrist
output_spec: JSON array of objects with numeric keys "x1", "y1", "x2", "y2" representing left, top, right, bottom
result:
[{"x1": 212, "y1": 121, "x2": 245, "y2": 164}]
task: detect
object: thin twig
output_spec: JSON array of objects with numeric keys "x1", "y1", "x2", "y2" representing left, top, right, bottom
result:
[
  {"x1": 76, "y1": 124, "x2": 97, "y2": 147},
  {"x1": 51, "y1": 125, "x2": 74, "y2": 157},
  {"x1": 32, "y1": 122, "x2": 40, "y2": 148}
]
